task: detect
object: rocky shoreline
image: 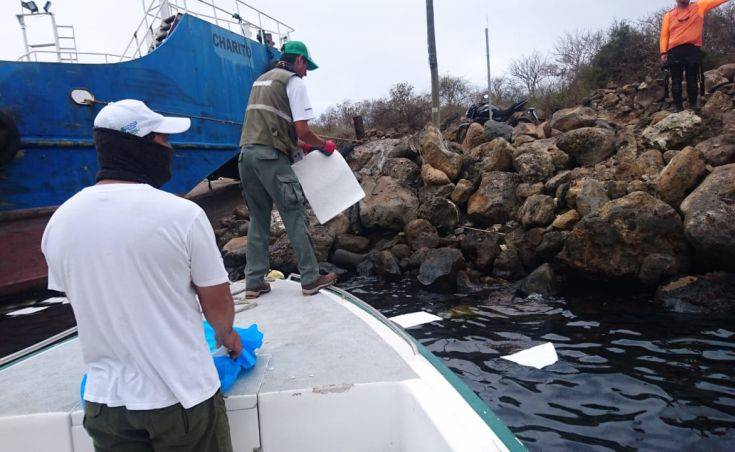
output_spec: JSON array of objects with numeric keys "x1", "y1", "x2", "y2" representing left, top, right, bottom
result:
[{"x1": 215, "y1": 63, "x2": 735, "y2": 314}]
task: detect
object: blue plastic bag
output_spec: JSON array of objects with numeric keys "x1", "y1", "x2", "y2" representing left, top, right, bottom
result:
[
  {"x1": 81, "y1": 322, "x2": 263, "y2": 400},
  {"x1": 202, "y1": 321, "x2": 264, "y2": 392}
]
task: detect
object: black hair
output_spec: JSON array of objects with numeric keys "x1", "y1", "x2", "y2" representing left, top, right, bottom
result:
[{"x1": 279, "y1": 53, "x2": 300, "y2": 64}]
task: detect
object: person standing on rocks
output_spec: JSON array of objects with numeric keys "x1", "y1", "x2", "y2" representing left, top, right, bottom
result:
[
  {"x1": 238, "y1": 41, "x2": 337, "y2": 298},
  {"x1": 660, "y1": 0, "x2": 731, "y2": 111},
  {"x1": 42, "y1": 100, "x2": 240, "y2": 451}
]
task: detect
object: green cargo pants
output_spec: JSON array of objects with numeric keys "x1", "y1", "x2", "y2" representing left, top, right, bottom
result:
[
  {"x1": 238, "y1": 144, "x2": 320, "y2": 287},
  {"x1": 82, "y1": 390, "x2": 232, "y2": 452}
]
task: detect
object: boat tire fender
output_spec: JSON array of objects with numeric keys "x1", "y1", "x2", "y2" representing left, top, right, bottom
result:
[{"x1": 0, "y1": 110, "x2": 21, "y2": 166}]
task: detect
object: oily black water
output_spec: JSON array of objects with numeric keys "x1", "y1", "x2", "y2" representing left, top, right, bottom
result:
[
  {"x1": 2, "y1": 280, "x2": 734, "y2": 451},
  {"x1": 342, "y1": 277, "x2": 735, "y2": 451}
]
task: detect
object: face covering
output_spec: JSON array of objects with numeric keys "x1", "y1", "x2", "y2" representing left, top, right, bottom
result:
[{"x1": 93, "y1": 128, "x2": 173, "y2": 188}]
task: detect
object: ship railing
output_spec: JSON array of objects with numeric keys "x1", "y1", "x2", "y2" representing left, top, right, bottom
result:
[
  {"x1": 120, "y1": 0, "x2": 295, "y2": 62},
  {"x1": 17, "y1": 50, "x2": 133, "y2": 64}
]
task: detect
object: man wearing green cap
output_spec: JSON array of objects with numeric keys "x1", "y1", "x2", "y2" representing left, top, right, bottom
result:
[{"x1": 238, "y1": 41, "x2": 338, "y2": 298}]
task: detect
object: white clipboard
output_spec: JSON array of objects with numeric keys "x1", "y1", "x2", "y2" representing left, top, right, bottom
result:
[{"x1": 291, "y1": 151, "x2": 365, "y2": 224}]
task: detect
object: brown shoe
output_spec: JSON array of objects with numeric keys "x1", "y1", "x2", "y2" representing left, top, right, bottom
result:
[
  {"x1": 301, "y1": 273, "x2": 338, "y2": 296},
  {"x1": 245, "y1": 282, "x2": 271, "y2": 299}
]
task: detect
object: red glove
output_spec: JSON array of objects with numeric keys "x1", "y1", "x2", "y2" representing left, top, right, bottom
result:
[
  {"x1": 300, "y1": 142, "x2": 314, "y2": 153},
  {"x1": 320, "y1": 140, "x2": 336, "y2": 156}
]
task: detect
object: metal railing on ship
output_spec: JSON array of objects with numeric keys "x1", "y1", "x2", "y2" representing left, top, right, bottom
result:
[
  {"x1": 16, "y1": 0, "x2": 293, "y2": 64},
  {"x1": 120, "y1": 0, "x2": 294, "y2": 62}
]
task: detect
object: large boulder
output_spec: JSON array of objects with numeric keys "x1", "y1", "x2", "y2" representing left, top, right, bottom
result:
[
  {"x1": 421, "y1": 163, "x2": 451, "y2": 185},
  {"x1": 680, "y1": 164, "x2": 735, "y2": 271},
  {"x1": 635, "y1": 81, "x2": 665, "y2": 109},
  {"x1": 417, "y1": 197, "x2": 460, "y2": 234},
  {"x1": 334, "y1": 234, "x2": 371, "y2": 253},
  {"x1": 359, "y1": 176, "x2": 419, "y2": 231},
  {"x1": 702, "y1": 91, "x2": 735, "y2": 118},
  {"x1": 695, "y1": 134, "x2": 735, "y2": 167},
  {"x1": 549, "y1": 106, "x2": 597, "y2": 132},
  {"x1": 370, "y1": 250, "x2": 402, "y2": 280},
  {"x1": 552, "y1": 209, "x2": 581, "y2": 230},
  {"x1": 656, "y1": 146, "x2": 707, "y2": 207},
  {"x1": 516, "y1": 263, "x2": 561, "y2": 297},
  {"x1": 512, "y1": 147, "x2": 555, "y2": 182},
  {"x1": 462, "y1": 122, "x2": 489, "y2": 150},
  {"x1": 559, "y1": 191, "x2": 690, "y2": 285},
  {"x1": 642, "y1": 110, "x2": 702, "y2": 150},
  {"x1": 417, "y1": 248, "x2": 466, "y2": 291},
  {"x1": 655, "y1": 272, "x2": 735, "y2": 314},
  {"x1": 311, "y1": 225, "x2": 336, "y2": 262},
  {"x1": 460, "y1": 230, "x2": 501, "y2": 272},
  {"x1": 492, "y1": 245, "x2": 527, "y2": 281},
  {"x1": 484, "y1": 119, "x2": 513, "y2": 141},
  {"x1": 451, "y1": 179, "x2": 476, "y2": 205},
  {"x1": 704, "y1": 70, "x2": 730, "y2": 93},
  {"x1": 470, "y1": 138, "x2": 514, "y2": 171},
  {"x1": 420, "y1": 124, "x2": 463, "y2": 181},
  {"x1": 381, "y1": 157, "x2": 420, "y2": 186},
  {"x1": 222, "y1": 236, "x2": 247, "y2": 269},
  {"x1": 467, "y1": 171, "x2": 521, "y2": 225},
  {"x1": 347, "y1": 138, "x2": 401, "y2": 173},
  {"x1": 556, "y1": 127, "x2": 617, "y2": 166},
  {"x1": 404, "y1": 218, "x2": 440, "y2": 250},
  {"x1": 269, "y1": 234, "x2": 297, "y2": 275},
  {"x1": 716, "y1": 63, "x2": 735, "y2": 81},
  {"x1": 517, "y1": 194, "x2": 556, "y2": 228},
  {"x1": 569, "y1": 178, "x2": 610, "y2": 217}
]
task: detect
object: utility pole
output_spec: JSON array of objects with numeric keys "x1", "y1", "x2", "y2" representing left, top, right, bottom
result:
[
  {"x1": 426, "y1": 0, "x2": 440, "y2": 127},
  {"x1": 485, "y1": 21, "x2": 492, "y2": 105}
]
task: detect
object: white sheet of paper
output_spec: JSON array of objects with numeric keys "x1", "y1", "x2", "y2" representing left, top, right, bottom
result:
[
  {"x1": 41, "y1": 297, "x2": 69, "y2": 305},
  {"x1": 291, "y1": 151, "x2": 365, "y2": 224},
  {"x1": 501, "y1": 342, "x2": 558, "y2": 369},
  {"x1": 7, "y1": 306, "x2": 49, "y2": 317},
  {"x1": 389, "y1": 311, "x2": 443, "y2": 329}
]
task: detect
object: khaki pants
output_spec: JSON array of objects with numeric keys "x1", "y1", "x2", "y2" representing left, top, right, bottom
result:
[
  {"x1": 238, "y1": 144, "x2": 320, "y2": 287},
  {"x1": 83, "y1": 390, "x2": 232, "y2": 452}
]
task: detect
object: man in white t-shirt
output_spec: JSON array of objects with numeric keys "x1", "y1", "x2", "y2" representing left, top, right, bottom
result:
[
  {"x1": 42, "y1": 99, "x2": 240, "y2": 452},
  {"x1": 238, "y1": 41, "x2": 338, "y2": 299}
]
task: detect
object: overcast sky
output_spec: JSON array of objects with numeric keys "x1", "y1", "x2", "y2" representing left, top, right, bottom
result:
[{"x1": 0, "y1": 0, "x2": 674, "y2": 115}]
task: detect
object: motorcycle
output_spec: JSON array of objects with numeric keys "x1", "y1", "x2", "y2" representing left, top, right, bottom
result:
[{"x1": 456, "y1": 95, "x2": 539, "y2": 143}]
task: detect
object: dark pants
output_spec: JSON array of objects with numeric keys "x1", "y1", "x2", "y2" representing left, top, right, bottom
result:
[
  {"x1": 83, "y1": 390, "x2": 233, "y2": 452},
  {"x1": 668, "y1": 44, "x2": 702, "y2": 109}
]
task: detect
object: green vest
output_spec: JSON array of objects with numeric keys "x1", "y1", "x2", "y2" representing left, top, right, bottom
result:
[{"x1": 240, "y1": 68, "x2": 299, "y2": 156}]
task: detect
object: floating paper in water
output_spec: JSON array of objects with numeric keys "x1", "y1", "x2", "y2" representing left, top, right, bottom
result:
[
  {"x1": 292, "y1": 151, "x2": 365, "y2": 224},
  {"x1": 7, "y1": 306, "x2": 49, "y2": 317},
  {"x1": 41, "y1": 297, "x2": 69, "y2": 305},
  {"x1": 501, "y1": 342, "x2": 558, "y2": 369},
  {"x1": 389, "y1": 311, "x2": 442, "y2": 329}
]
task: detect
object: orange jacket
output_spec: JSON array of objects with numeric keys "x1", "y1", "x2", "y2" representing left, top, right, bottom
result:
[{"x1": 660, "y1": 0, "x2": 729, "y2": 54}]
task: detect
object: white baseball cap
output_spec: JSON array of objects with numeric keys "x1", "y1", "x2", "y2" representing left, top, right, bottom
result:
[{"x1": 93, "y1": 99, "x2": 191, "y2": 137}]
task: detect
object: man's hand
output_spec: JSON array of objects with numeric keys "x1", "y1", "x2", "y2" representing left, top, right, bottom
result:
[
  {"x1": 217, "y1": 329, "x2": 243, "y2": 359},
  {"x1": 660, "y1": 53, "x2": 668, "y2": 64},
  {"x1": 319, "y1": 140, "x2": 336, "y2": 156}
]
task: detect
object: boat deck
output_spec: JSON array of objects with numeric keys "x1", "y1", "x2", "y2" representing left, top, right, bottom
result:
[{"x1": 0, "y1": 279, "x2": 417, "y2": 413}]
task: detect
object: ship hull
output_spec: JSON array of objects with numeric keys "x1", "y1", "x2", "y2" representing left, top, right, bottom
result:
[{"x1": 0, "y1": 14, "x2": 274, "y2": 296}]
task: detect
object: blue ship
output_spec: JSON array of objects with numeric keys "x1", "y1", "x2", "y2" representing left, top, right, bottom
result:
[{"x1": 0, "y1": 1, "x2": 290, "y2": 296}]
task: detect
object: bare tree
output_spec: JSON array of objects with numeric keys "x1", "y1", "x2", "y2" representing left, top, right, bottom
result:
[
  {"x1": 554, "y1": 30, "x2": 604, "y2": 81},
  {"x1": 509, "y1": 52, "x2": 554, "y2": 97},
  {"x1": 439, "y1": 75, "x2": 474, "y2": 107}
]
